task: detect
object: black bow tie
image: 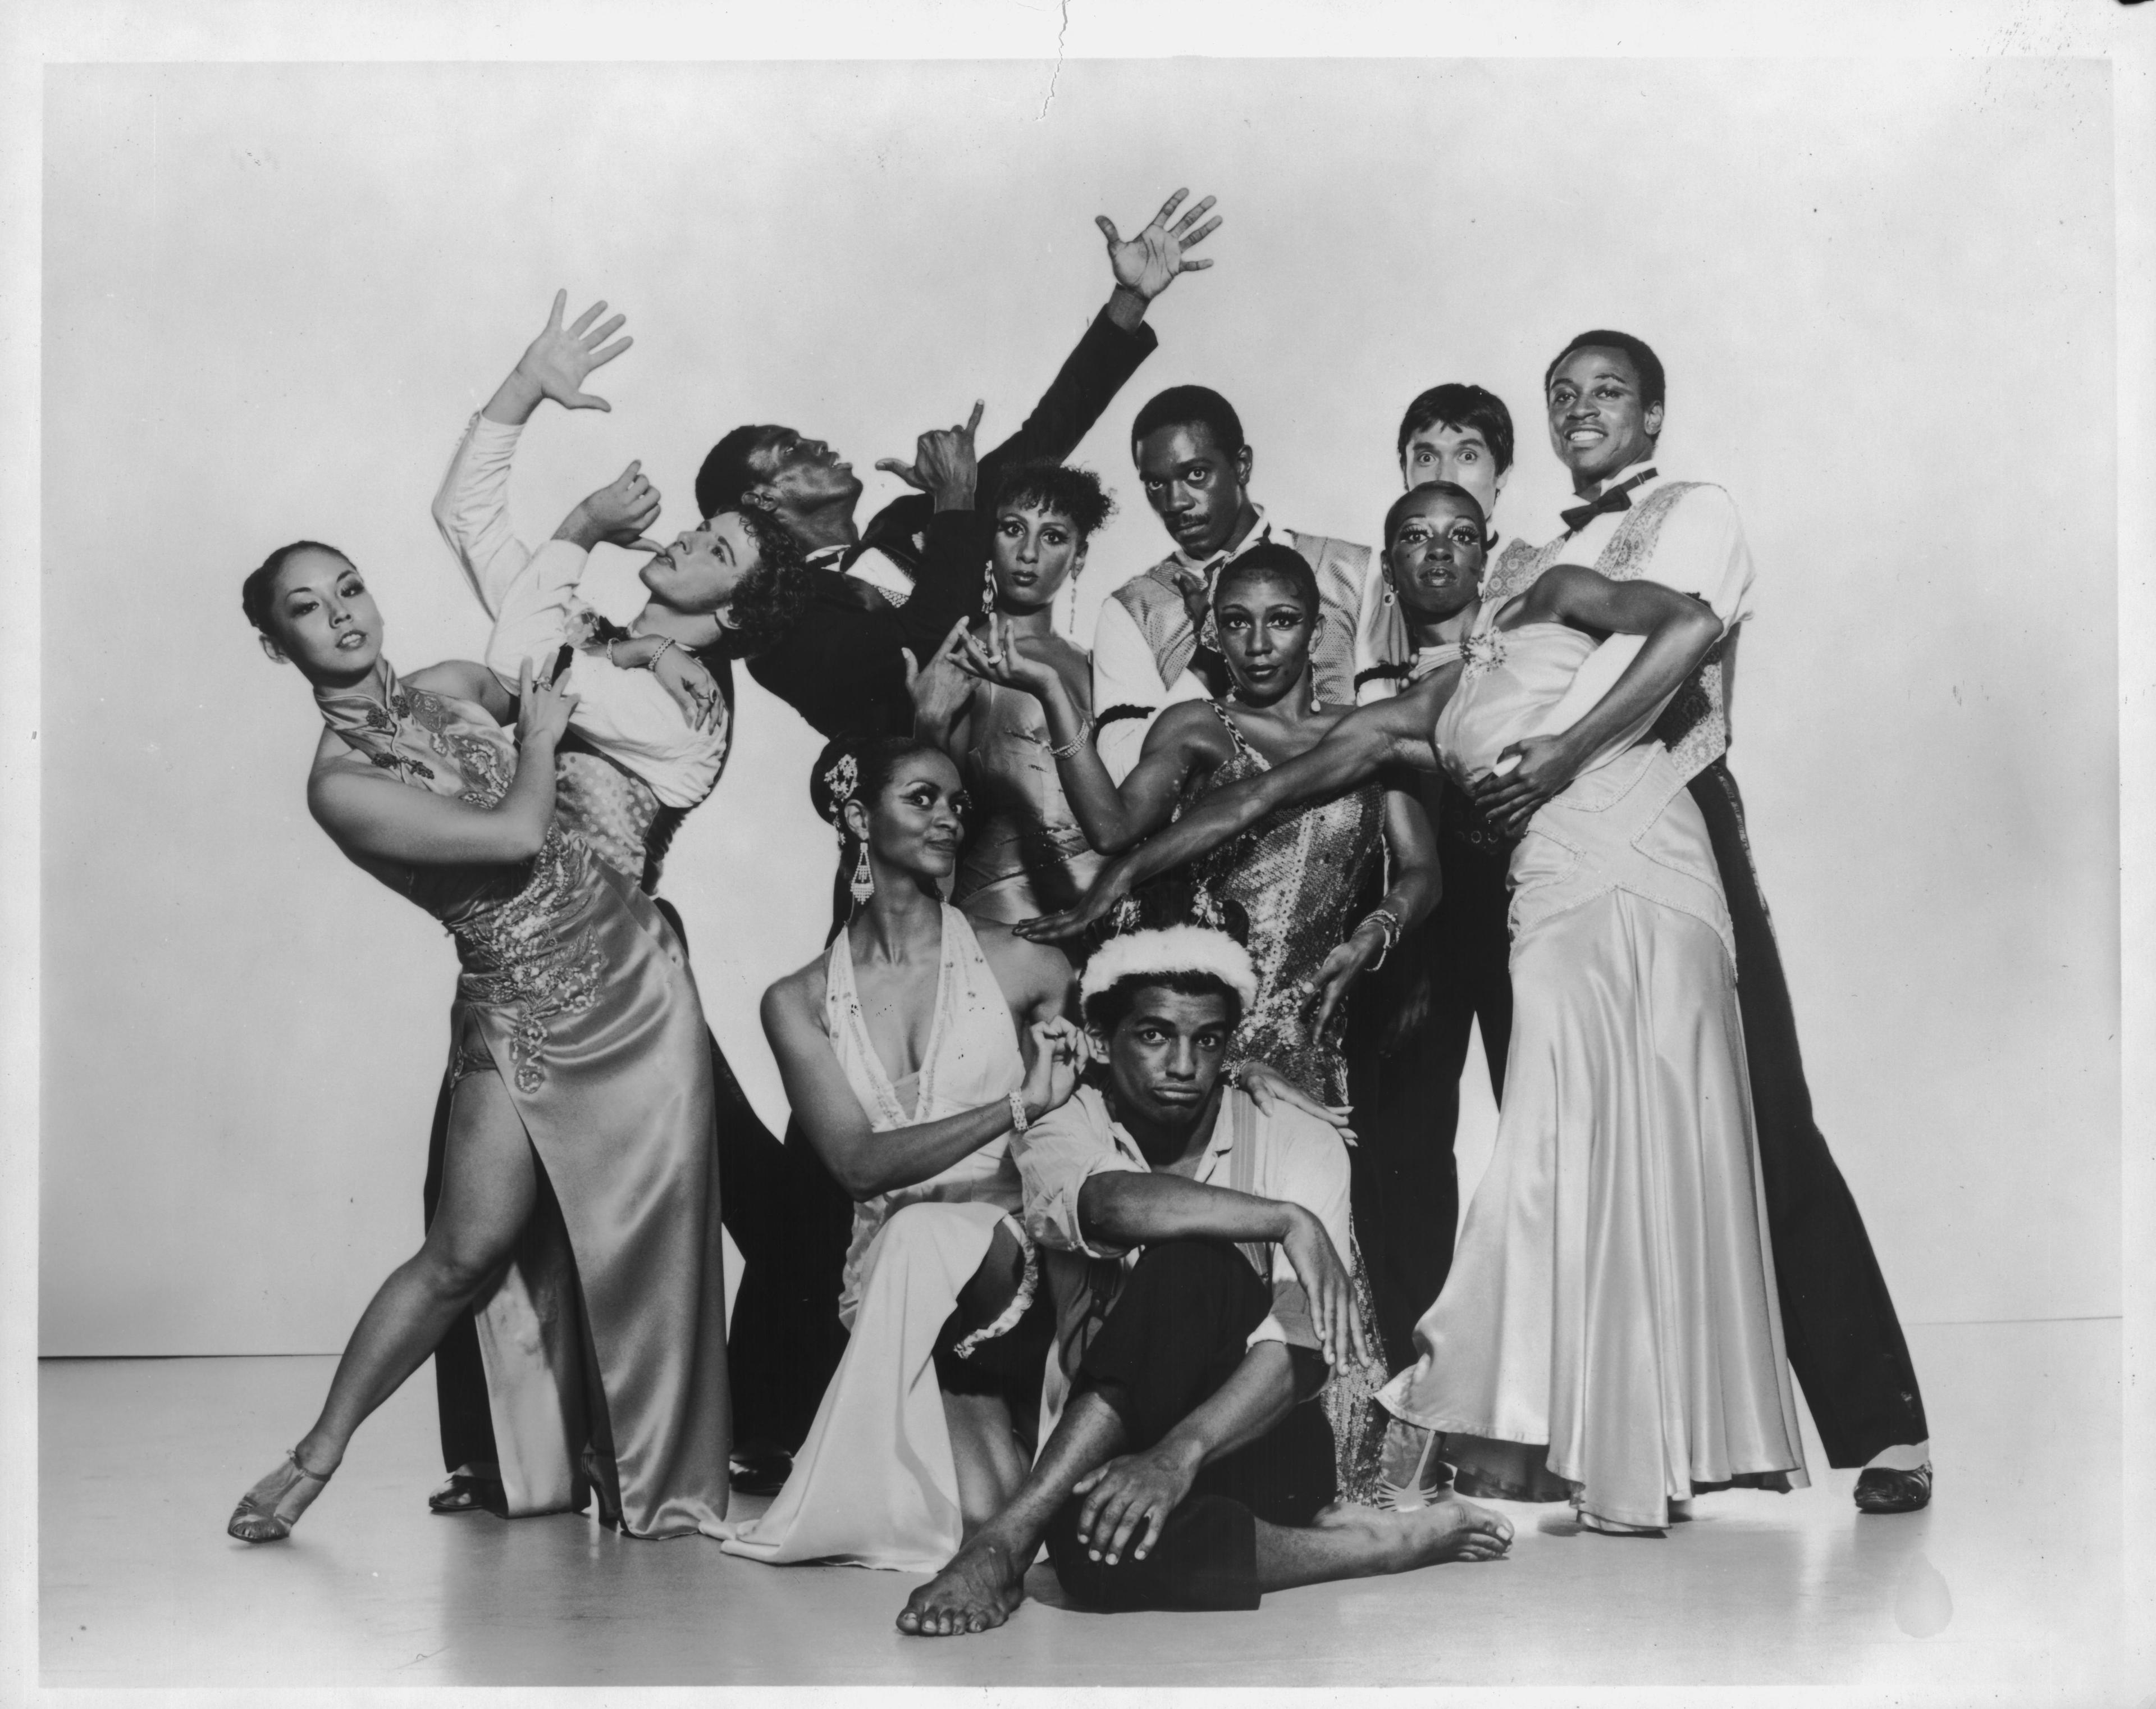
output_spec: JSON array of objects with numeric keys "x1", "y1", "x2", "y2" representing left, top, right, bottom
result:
[{"x1": 1559, "y1": 468, "x2": 1657, "y2": 536}]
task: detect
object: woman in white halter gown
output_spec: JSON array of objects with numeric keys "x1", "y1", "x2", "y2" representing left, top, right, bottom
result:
[
  {"x1": 727, "y1": 737, "x2": 1085, "y2": 1571},
  {"x1": 1022, "y1": 486, "x2": 1806, "y2": 1533}
]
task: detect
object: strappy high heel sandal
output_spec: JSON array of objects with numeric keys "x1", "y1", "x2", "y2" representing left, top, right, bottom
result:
[{"x1": 227, "y1": 1447, "x2": 336, "y2": 1543}]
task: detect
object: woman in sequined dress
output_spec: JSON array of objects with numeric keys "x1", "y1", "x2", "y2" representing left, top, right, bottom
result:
[
  {"x1": 966, "y1": 540, "x2": 1440, "y2": 1104},
  {"x1": 910, "y1": 462, "x2": 1115, "y2": 926},
  {"x1": 1022, "y1": 484, "x2": 1808, "y2": 1535},
  {"x1": 971, "y1": 540, "x2": 1439, "y2": 1503},
  {"x1": 223, "y1": 541, "x2": 733, "y2": 1545}
]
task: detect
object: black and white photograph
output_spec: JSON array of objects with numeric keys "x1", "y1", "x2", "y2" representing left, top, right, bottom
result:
[{"x1": 7, "y1": 1, "x2": 2152, "y2": 1701}]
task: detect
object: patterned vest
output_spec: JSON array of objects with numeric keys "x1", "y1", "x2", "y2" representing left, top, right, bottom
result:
[
  {"x1": 1111, "y1": 529, "x2": 1371, "y2": 710},
  {"x1": 1481, "y1": 482, "x2": 1730, "y2": 782}
]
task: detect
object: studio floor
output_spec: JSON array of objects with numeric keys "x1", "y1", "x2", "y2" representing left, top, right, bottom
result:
[{"x1": 39, "y1": 1318, "x2": 2124, "y2": 1697}]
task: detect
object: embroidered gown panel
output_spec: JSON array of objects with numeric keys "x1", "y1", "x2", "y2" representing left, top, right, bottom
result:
[{"x1": 317, "y1": 666, "x2": 731, "y2": 1539}]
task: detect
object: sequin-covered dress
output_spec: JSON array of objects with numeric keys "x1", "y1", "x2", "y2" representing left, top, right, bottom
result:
[
  {"x1": 1179, "y1": 703, "x2": 1383, "y2": 1103},
  {"x1": 1178, "y1": 701, "x2": 1390, "y2": 1501},
  {"x1": 316, "y1": 663, "x2": 732, "y2": 1540}
]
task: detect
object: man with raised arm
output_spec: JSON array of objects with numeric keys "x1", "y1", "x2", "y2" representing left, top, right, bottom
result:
[
  {"x1": 896, "y1": 895, "x2": 1511, "y2": 1635},
  {"x1": 427, "y1": 293, "x2": 826, "y2": 1504},
  {"x1": 1468, "y1": 329, "x2": 1932, "y2": 1515},
  {"x1": 691, "y1": 188, "x2": 1222, "y2": 745}
]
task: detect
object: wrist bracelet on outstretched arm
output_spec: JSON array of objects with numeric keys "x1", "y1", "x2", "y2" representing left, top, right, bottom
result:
[
  {"x1": 1357, "y1": 906, "x2": 1404, "y2": 970},
  {"x1": 1007, "y1": 1091, "x2": 1031, "y2": 1136}
]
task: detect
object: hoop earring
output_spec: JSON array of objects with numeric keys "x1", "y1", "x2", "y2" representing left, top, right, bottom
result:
[
  {"x1": 849, "y1": 839, "x2": 875, "y2": 908},
  {"x1": 1382, "y1": 586, "x2": 1395, "y2": 608}
]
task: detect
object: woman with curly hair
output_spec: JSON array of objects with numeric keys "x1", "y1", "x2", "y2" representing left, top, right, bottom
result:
[{"x1": 909, "y1": 459, "x2": 1118, "y2": 924}]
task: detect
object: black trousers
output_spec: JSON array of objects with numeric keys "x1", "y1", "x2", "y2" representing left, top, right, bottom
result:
[
  {"x1": 1687, "y1": 760, "x2": 1928, "y2": 1465},
  {"x1": 1045, "y1": 1241, "x2": 1337, "y2": 1613},
  {"x1": 424, "y1": 899, "x2": 853, "y2": 1473},
  {"x1": 1343, "y1": 786, "x2": 1515, "y2": 1371}
]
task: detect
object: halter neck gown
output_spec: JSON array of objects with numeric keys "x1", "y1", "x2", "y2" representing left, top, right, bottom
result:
[
  {"x1": 724, "y1": 904, "x2": 1033, "y2": 1571},
  {"x1": 1378, "y1": 607, "x2": 1807, "y2": 1530},
  {"x1": 316, "y1": 664, "x2": 732, "y2": 1538}
]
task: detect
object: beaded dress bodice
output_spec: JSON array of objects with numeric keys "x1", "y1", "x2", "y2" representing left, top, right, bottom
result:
[
  {"x1": 316, "y1": 663, "x2": 607, "y2": 1091},
  {"x1": 1177, "y1": 703, "x2": 1383, "y2": 1102}
]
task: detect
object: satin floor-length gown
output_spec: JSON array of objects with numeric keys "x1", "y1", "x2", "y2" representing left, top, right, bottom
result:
[
  {"x1": 723, "y1": 904, "x2": 1034, "y2": 1571},
  {"x1": 1377, "y1": 611, "x2": 1807, "y2": 1532},
  {"x1": 318, "y1": 664, "x2": 732, "y2": 1538}
]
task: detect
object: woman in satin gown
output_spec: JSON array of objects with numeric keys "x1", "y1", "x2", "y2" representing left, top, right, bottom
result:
[
  {"x1": 725, "y1": 736, "x2": 1089, "y2": 1571},
  {"x1": 967, "y1": 541, "x2": 1440, "y2": 1502},
  {"x1": 1024, "y1": 483, "x2": 1809, "y2": 1534},
  {"x1": 909, "y1": 461, "x2": 1114, "y2": 925},
  {"x1": 224, "y1": 541, "x2": 732, "y2": 1544}
]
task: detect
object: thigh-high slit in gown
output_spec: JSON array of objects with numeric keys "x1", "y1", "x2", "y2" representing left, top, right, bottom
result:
[{"x1": 318, "y1": 664, "x2": 732, "y2": 1538}]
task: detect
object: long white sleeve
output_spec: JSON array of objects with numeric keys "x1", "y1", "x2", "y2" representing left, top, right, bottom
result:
[
  {"x1": 1091, "y1": 596, "x2": 1196, "y2": 783},
  {"x1": 485, "y1": 540, "x2": 726, "y2": 811},
  {"x1": 431, "y1": 412, "x2": 532, "y2": 619}
]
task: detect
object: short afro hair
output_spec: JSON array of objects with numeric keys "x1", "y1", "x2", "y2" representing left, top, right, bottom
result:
[
  {"x1": 697, "y1": 505, "x2": 814, "y2": 662},
  {"x1": 1131, "y1": 385, "x2": 1245, "y2": 458},
  {"x1": 1214, "y1": 540, "x2": 1319, "y2": 619},
  {"x1": 695, "y1": 423, "x2": 782, "y2": 521},
  {"x1": 1383, "y1": 481, "x2": 1488, "y2": 549},
  {"x1": 1395, "y1": 382, "x2": 1515, "y2": 475},
  {"x1": 989, "y1": 461, "x2": 1116, "y2": 541},
  {"x1": 1543, "y1": 330, "x2": 1666, "y2": 414}
]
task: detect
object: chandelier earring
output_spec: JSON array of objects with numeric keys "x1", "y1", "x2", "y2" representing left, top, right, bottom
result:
[
  {"x1": 981, "y1": 562, "x2": 997, "y2": 617},
  {"x1": 849, "y1": 836, "x2": 876, "y2": 908}
]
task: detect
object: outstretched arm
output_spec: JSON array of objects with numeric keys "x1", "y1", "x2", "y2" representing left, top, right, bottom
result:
[
  {"x1": 958, "y1": 617, "x2": 1192, "y2": 853},
  {"x1": 1017, "y1": 684, "x2": 1446, "y2": 942},
  {"x1": 1471, "y1": 564, "x2": 1723, "y2": 833}
]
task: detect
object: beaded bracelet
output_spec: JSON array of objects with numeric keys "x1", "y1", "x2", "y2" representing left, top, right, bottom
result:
[
  {"x1": 1047, "y1": 718, "x2": 1093, "y2": 762},
  {"x1": 647, "y1": 636, "x2": 679, "y2": 671},
  {"x1": 1007, "y1": 1090, "x2": 1031, "y2": 1136},
  {"x1": 1357, "y1": 906, "x2": 1404, "y2": 970}
]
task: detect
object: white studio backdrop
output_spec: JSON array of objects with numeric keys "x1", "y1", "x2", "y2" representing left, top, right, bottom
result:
[{"x1": 40, "y1": 57, "x2": 2116, "y2": 1355}]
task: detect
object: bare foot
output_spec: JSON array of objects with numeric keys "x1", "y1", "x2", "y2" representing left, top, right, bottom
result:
[
  {"x1": 896, "y1": 1535, "x2": 1028, "y2": 1637},
  {"x1": 1313, "y1": 1492, "x2": 1513, "y2": 1566}
]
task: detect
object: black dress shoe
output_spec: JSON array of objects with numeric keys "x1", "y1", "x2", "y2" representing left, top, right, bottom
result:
[
  {"x1": 1853, "y1": 1463, "x2": 1932, "y2": 1514},
  {"x1": 730, "y1": 1450, "x2": 792, "y2": 1496}
]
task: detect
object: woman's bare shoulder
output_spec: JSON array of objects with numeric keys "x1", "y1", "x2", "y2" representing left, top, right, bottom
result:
[{"x1": 763, "y1": 953, "x2": 833, "y2": 1031}]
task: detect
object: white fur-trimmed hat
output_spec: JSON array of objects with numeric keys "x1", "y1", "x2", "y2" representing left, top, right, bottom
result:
[{"x1": 1079, "y1": 923, "x2": 1259, "y2": 1013}]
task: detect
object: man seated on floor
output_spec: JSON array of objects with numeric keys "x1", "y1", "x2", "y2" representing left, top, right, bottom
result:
[{"x1": 897, "y1": 890, "x2": 1512, "y2": 1636}]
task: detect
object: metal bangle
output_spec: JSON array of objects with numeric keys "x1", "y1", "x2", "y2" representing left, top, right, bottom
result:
[
  {"x1": 1357, "y1": 906, "x2": 1404, "y2": 970},
  {"x1": 1048, "y1": 718, "x2": 1093, "y2": 761}
]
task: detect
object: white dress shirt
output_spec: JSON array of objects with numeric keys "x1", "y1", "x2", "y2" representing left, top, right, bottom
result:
[
  {"x1": 1528, "y1": 461, "x2": 1756, "y2": 745},
  {"x1": 1089, "y1": 509, "x2": 1278, "y2": 782},
  {"x1": 431, "y1": 413, "x2": 728, "y2": 810}
]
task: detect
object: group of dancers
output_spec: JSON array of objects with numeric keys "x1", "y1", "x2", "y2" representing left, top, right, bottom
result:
[{"x1": 225, "y1": 184, "x2": 1934, "y2": 1635}]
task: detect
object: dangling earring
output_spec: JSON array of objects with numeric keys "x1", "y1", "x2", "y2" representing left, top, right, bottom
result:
[
  {"x1": 981, "y1": 562, "x2": 997, "y2": 617},
  {"x1": 1382, "y1": 585, "x2": 1395, "y2": 608},
  {"x1": 849, "y1": 838, "x2": 875, "y2": 908}
]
